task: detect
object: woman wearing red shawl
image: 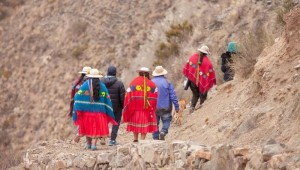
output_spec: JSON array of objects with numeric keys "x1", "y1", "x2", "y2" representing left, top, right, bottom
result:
[
  {"x1": 183, "y1": 45, "x2": 216, "y2": 114},
  {"x1": 73, "y1": 69, "x2": 117, "y2": 150},
  {"x1": 123, "y1": 67, "x2": 158, "y2": 142}
]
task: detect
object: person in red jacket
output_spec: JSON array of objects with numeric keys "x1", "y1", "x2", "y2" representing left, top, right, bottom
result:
[
  {"x1": 69, "y1": 66, "x2": 92, "y2": 145},
  {"x1": 123, "y1": 67, "x2": 158, "y2": 142},
  {"x1": 68, "y1": 66, "x2": 92, "y2": 117},
  {"x1": 183, "y1": 45, "x2": 216, "y2": 114}
]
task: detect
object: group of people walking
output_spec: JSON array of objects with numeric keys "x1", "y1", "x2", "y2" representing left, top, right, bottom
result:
[{"x1": 69, "y1": 43, "x2": 236, "y2": 150}]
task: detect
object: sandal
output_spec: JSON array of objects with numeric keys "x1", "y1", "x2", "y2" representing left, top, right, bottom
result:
[
  {"x1": 91, "y1": 145, "x2": 97, "y2": 151},
  {"x1": 85, "y1": 143, "x2": 91, "y2": 149}
]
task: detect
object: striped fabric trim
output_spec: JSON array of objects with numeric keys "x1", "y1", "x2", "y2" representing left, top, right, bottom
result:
[
  {"x1": 123, "y1": 96, "x2": 157, "y2": 111},
  {"x1": 74, "y1": 100, "x2": 113, "y2": 112},
  {"x1": 127, "y1": 122, "x2": 157, "y2": 127}
]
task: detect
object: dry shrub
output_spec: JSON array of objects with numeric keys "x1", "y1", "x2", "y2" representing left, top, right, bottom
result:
[
  {"x1": 69, "y1": 20, "x2": 88, "y2": 36},
  {"x1": 0, "y1": 69, "x2": 12, "y2": 79},
  {"x1": 71, "y1": 44, "x2": 88, "y2": 58},
  {"x1": 155, "y1": 42, "x2": 179, "y2": 60},
  {"x1": 0, "y1": 130, "x2": 10, "y2": 147},
  {"x1": 276, "y1": 0, "x2": 297, "y2": 25},
  {"x1": 2, "y1": 115, "x2": 15, "y2": 129},
  {"x1": 165, "y1": 21, "x2": 193, "y2": 43},
  {"x1": 0, "y1": 8, "x2": 8, "y2": 20},
  {"x1": 234, "y1": 28, "x2": 273, "y2": 79},
  {"x1": 0, "y1": 0, "x2": 25, "y2": 8},
  {"x1": 0, "y1": 0, "x2": 25, "y2": 21},
  {"x1": 154, "y1": 21, "x2": 193, "y2": 65},
  {"x1": 0, "y1": 149, "x2": 23, "y2": 169}
]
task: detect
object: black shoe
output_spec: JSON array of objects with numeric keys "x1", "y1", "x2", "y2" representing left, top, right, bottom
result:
[
  {"x1": 189, "y1": 107, "x2": 195, "y2": 114},
  {"x1": 133, "y1": 140, "x2": 138, "y2": 143}
]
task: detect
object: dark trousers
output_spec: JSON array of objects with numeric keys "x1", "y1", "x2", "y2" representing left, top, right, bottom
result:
[
  {"x1": 110, "y1": 110, "x2": 122, "y2": 141},
  {"x1": 190, "y1": 81, "x2": 208, "y2": 108},
  {"x1": 223, "y1": 71, "x2": 234, "y2": 82}
]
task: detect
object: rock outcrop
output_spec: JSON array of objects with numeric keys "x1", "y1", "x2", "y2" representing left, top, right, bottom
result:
[{"x1": 15, "y1": 139, "x2": 300, "y2": 170}]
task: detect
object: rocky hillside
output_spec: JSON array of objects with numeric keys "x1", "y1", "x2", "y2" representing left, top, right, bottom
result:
[
  {"x1": 1, "y1": 0, "x2": 299, "y2": 169},
  {"x1": 15, "y1": 139, "x2": 300, "y2": 170},
  {"x1": 13, "y1": 4, "x2": 300, "y2": 170},
  {"x1": 168, "y1": 3, "x2": 300, "y2": 149}
]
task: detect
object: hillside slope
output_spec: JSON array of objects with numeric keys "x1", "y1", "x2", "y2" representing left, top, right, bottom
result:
[
  {"x1": 0, "y1": 0, "x2": 296, "y2": 168},
  {"x1": 169, "y1": 5, "x2": 300, "y2": 151}
]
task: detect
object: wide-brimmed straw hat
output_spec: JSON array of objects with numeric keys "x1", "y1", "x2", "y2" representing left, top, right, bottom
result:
[
  {"x1": 152, "y1": 66, "x2": 168, "y2": 76},
  {"x1": 197, "y1": 45, "x2": 210, "y2": 55},
  {"x1": 136, "y1": 67, "x2": 150, "y2": 73},
  {"x1": 78, "y1": 66, "x2": 92, "y2": 74},
  {"x1": 86, "y1": 69, "x2": 103, "y2": 78}
]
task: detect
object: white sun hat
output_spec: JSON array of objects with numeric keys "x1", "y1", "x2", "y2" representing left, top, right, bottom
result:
[
  {"x1": 86, "y1": 69, "x2": 103, "y2": 78},
  {"x1": 152, "y1": 66, "x2": 168, "y2": 76},
  {"x1": 136, "y1": 67, "x2": 151, "y2": 73},
  {"x1": 197, "y1": 45, "x2": 210, "y2": 55},
  {"x1": 78, "y1": 66, "x2": 92, "y2": 74}
]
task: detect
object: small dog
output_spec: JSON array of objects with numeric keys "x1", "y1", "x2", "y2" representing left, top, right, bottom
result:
[{"x1": 172, "y1": 99, "x2": 187, "y2": 125}]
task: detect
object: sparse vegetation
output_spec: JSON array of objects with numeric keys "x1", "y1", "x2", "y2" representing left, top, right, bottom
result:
[
  {"x1": 0, "y1": 8, "x2": 8, "y2": 20},
  {"x1": 0, "y1": 0, "x2": 25, "y2": 20},
  {"x1": 276, "y1": 0, "x2": 297, "y2": 25},
  {"x1": 155, "y1": 42, "x2": 179, "y2": 60},
  {"x1": 0, "y1": 149, "x2": 22, "y2": 169},
  {"x1": 154, "y1": 21, "x2": 193, "y2": 65},
  {"x1": 71, "y1": 44, "x2": 88, "y2": 58},
  {"x1": 0, "y1": 69, "x2": 12, "y2": 79},
  {"x1": 165, "y1": 21, "x2": 193, "y2": 43},
  {"x1": 234, "y1": 28, "x2": 274, "y2": 79},
  {"x1": 0, "y1": 0, "x2": 25, "y2": 7},
  {"x1": 70, "y1": 20, "x2": 88, "y2": 36}
]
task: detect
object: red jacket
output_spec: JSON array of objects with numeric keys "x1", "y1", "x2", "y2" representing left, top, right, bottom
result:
[{"x1": 68, "y1": 77, "x2": 85, "y2": 117}]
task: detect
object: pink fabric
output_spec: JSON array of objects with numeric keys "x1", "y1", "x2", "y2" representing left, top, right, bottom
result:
[{"x1": 183, "y1": 53, "x2": 216, "y2": 93}]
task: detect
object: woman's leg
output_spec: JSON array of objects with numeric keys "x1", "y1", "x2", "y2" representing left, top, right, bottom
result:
[
  {"x1": 133, "y1": 133, "x2": 139, "y2": 142},
  {"x1": 141, "y1": 133, "x2": 147, "y2": 140},
  {"x1": 86, "y1": 137, "x2": 92, "y2": 145},
  {"x1": 91, "y1": 138, "x2": 98, "y2": 150},
  {"x1": 84, "y1": 137, "x2": 92, "y2": 149}
]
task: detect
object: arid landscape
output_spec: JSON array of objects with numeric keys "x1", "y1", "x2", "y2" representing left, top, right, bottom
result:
[{"x1": 0, "y1": 0, "x2": 299, "y2": 169}]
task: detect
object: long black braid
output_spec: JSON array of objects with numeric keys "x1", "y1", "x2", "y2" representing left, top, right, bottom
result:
[
  {"x1": 198, "y1": 52, "x2": 207, "y2": 66},
  {"x1": 92, "y1": 78, "x2": 100, "y2": 101},
  {"x1": 73, "y1": 74, "x2": 85, "y2": 88}
]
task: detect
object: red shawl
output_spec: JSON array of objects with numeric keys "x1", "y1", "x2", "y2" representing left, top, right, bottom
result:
[
  {"x1": 123, "y1": 76, "x2": 158, "y2": 122},
  {"x1": 183, "y1": 53, "x2": 216, "y2": 93},
  {"x1": 68, "y1": 77, "x2": 84, "y2": 117}
]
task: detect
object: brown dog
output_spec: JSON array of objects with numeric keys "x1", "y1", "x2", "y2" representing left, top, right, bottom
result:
[{"x1": 172, "y1": 99, "x2": 187, "y2": 125}]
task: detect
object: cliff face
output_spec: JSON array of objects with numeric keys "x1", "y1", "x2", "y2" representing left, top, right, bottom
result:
[{"x1": 1, "y1": 0, "x2": 299, "y2": 169}]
